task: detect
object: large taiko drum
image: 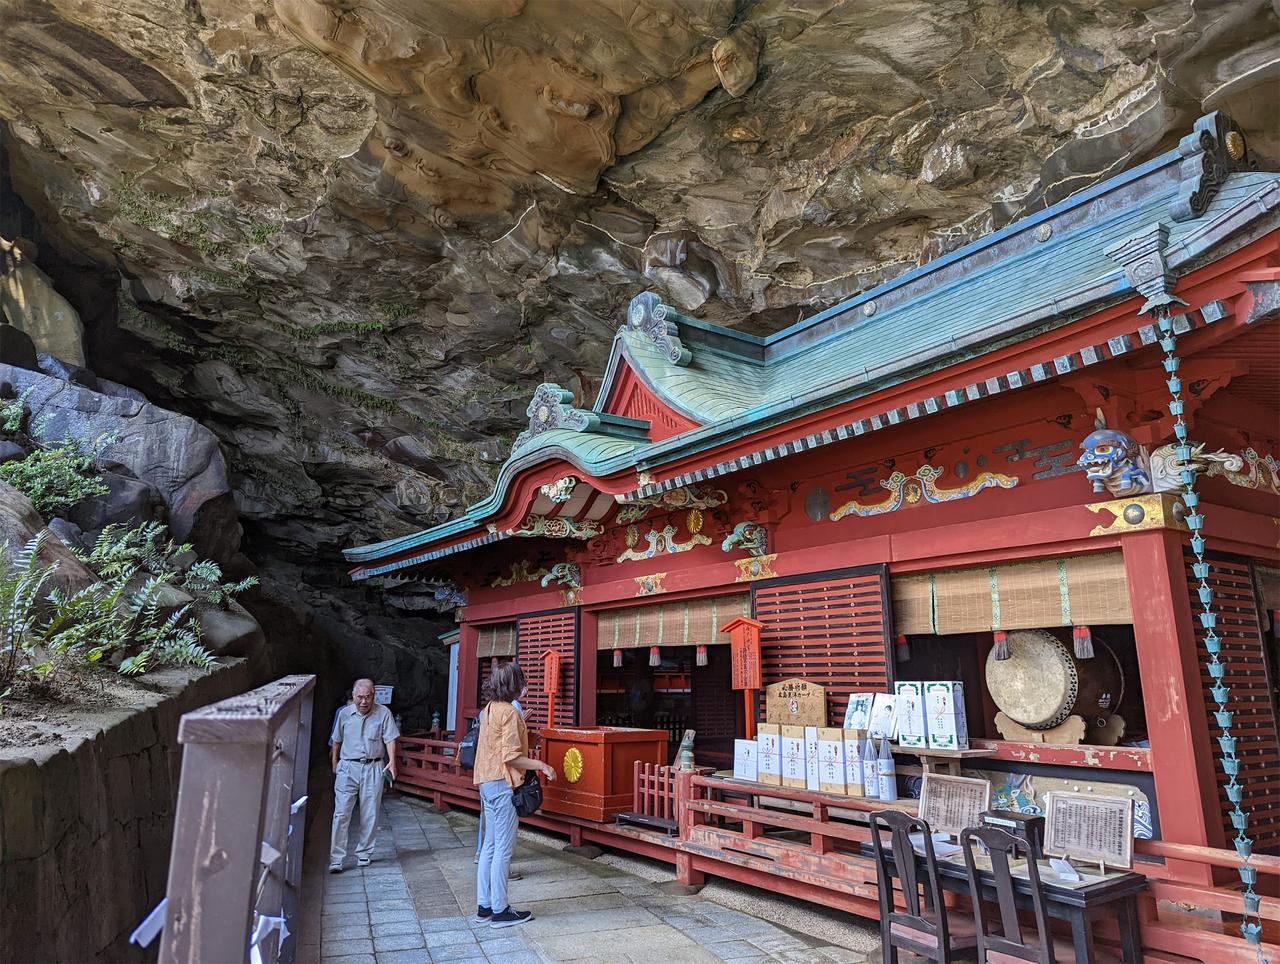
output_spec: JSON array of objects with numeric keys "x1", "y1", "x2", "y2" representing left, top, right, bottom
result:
[{"x1": 985, "y1": 628, "x2": 1124, "y2": 730}]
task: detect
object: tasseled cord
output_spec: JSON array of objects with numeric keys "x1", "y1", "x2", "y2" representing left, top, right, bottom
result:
[
  {"x1": 1073, "y1": 625, "x2": 1094, "y2": 659},
  {"x1": 894, "y1": 634, "x2": 911, "y2": 663},
  {"x1": 612, "y1": 647, "x2": 623, "y2": 669},
  {"x1": 695, "y1": 644, "x2": 708, "y2": 667},
  {"x1": 992, "y1": 630, "x2": 1010, "y2": 661},
  {"x1": 649, "y1": 646, "x2": 661, "y2": 667}
]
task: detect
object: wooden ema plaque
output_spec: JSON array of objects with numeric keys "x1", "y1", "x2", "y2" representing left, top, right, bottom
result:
[
  {"x1": 722, "y1": 616, "x2": 763, "y2": 690},
  {"x1": 1043, "y1": 791, "x2": 1134, "y2": 870},
  {"x1": 765, "y1": 678, "x2": 827, "y2": 726},
  {"x1": 539, "y1": 726, "x2": 669, "y2": 822},
  {"x1": 919, "y1": 773, "x2": 992, "y2": 835}
]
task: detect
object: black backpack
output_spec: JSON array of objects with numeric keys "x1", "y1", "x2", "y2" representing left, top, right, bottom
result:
[{"x1": 458, "y1": 716, "x2": 481, "y2": 770}]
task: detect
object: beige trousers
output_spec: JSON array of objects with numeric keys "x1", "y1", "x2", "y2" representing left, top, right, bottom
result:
[{"x1": 330, "y1": 759, "x2": 384, "y2": 865}]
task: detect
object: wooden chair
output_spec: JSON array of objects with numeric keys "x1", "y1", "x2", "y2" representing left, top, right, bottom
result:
[
  {"x1": 870, "y1": 810, "x2": 978, "y2": 963},
  {"x1": 959, "y1": 826, "x2": 1054, "y2": 963}
]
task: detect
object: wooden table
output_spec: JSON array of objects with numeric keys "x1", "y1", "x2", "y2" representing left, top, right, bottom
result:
[{"x1": 874, "y1": 842, "x2": 1146, "y2": 962}]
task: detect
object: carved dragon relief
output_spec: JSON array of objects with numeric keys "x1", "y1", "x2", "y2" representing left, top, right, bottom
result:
[{"x1": 829, "y1": 464, "x2": 1018, "y2": 521}]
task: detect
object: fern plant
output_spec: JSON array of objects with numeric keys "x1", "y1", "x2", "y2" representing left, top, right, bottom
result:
[
  {"x1": 0, "y1": 438, "x2": 110, "y2": 516},
  {"x1": 0, "y1": 533, "x2": 58, "y2": 685},
  {"x1": 0, "y1": 387, "x2": 34, "y2": 434},
  {"x1": 181, "y1": 560, "x2": 258, "y2": 607},
  {"x1": 76, "y1": 521, "x2": 190, "y2": 581}
]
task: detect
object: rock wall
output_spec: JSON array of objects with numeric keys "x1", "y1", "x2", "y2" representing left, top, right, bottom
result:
[{"x1": 0, "y1": 661, "x2": 252, "y2": 964}]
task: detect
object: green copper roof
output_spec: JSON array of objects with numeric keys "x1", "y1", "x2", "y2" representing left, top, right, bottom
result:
[{"x1": 347, "y1": 114, "x2": 1279, "y2": 573}]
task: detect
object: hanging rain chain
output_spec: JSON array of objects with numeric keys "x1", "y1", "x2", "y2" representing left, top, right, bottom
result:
[{"x1": 1158, "y1": 305, "x2": 1264, "y2": 951}]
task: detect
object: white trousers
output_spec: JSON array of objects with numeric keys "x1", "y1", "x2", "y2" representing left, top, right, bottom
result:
[{"x1": 330, "y1": 760, "x2": 384, "y2": 865}]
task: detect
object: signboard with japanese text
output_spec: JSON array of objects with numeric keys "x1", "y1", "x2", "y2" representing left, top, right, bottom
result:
[
  {"x1": 765, "y1": 678, "x2": 827, "y2": 726},
  {"x1": 723, "y1": 617, "x2": 763, "y2": 690},
  {"x1": 919, "y1": 773, "x2": 992, "y2": 834},
  {"x1": 1043, "y1": 791, "x2": 1134, "y2": 869}
]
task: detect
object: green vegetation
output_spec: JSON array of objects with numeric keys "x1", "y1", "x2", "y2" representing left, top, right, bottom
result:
[
  {"x1": 0, "y1": 437, "x2": 112, "y2": 516},
  {"x1": 0, "y1": 518, "x2": 262, "y2": 694},
  {"x1": 376, "y1": 301, "x2": 418, "y2": 321}
]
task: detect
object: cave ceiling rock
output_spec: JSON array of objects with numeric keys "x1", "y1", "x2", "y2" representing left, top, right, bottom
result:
[{"x1": 0, "y1": 0, "x2": 1276, "y2": 560}]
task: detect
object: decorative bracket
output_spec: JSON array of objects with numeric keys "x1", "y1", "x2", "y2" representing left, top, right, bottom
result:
[
  {"x1": 1105, "y1": 223, "x2": 1187, "y2": 316},
  {"x1": 1170, "y1": 112, "x2": 1256, "y2": 223},
  {"x1": 626, "y1": 292, "x2": 693, "y2": 366}
]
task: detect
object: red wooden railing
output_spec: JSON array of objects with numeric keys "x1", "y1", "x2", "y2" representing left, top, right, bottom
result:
[
  {"x1": 633, "y1": 762, "x2": 678, "y2": 824},
  {"x1": 382, "y1": 736, "x2": 1279, "y2": 962}
]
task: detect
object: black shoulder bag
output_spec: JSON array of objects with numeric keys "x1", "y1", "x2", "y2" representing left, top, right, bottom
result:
[
  {"x1": 458, "y1": 715, "x2": 481, "y2": 770},
  {"x1": 512, "y1": 769, "x2": 543, "y2": 817}
]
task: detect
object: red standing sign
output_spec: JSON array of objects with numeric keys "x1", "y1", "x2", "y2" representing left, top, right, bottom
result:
[{"x1": 720, "y1": 616, "x2": 764, "y2": 739}]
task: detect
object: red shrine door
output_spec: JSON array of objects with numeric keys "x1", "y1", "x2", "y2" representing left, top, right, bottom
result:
[{"x1": 752, "y1": 565, "x2": 894, "y2": 724}]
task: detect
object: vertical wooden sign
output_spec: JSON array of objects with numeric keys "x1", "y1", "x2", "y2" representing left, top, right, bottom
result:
[
  {"x1": 721, "y1": 616, "x2": 763, "y2": 740},
  {"x1": 540, "y1": 647, "x2": 562, "y2": 730}
]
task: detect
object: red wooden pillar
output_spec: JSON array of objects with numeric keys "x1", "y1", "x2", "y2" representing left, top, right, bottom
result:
[
  {"x1": 456, "y1": 623, "x2": 480, "y2": 741},
  {"x1": 579, "y1": 609, "x2": 598, "y2": 726},
  {"x1": 1122, "y1": 528, "x2": 1223, "y2": 885}
]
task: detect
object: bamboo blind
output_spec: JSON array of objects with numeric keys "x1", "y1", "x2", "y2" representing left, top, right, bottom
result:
[
  {"x1": 476, "y1": 622, "x2": 517, "y2": 658},
  {"x1": 596, "y1": 593, "x2": 749, "y2": 650},
  {"x1": 892, "y1": 552, "x2": 1132, "y2": 635}
]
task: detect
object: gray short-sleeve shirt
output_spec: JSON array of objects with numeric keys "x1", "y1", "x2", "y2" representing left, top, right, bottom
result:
[{"x1": 329, "y1": 703, "x2": 400, "y2": 761}]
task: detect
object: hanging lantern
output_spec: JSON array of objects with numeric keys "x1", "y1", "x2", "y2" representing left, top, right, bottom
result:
[
  {"x1": 696, "y1": 644, "x2": 708, "y2": 667},
  {"x1": 649, "y1": 646, "x2": 661, "y2": 667},
  {"x1": 612, "y1": 647, "x2": 623, "y2": 668},
  {"x1": 992, "y1": 630, "x2": 1010, "y2": 661},
  {"x1": 1073, "y1": 624, "x2": 1095, "y2": 659},
  {"x1": 894, "y1": 634, "x2": 911, "y2": 663}
]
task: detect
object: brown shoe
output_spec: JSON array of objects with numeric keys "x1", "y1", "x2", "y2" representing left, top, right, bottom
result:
[{"x1": 508, "y1": 870, "x2": 523, "y2": 881}]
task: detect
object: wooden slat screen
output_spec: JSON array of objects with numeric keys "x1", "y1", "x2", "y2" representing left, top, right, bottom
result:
[
  {"x1": 752, "y1": 566, "x2": 893, "y2": 726},
  {"x1": 517, "y1": 611, "x2": 578, "y2": 730},
  {"x1": 596, "y1": 594, "x2": 749, "y2": 650},
  {"x1": 892, "y1": 553, "x2": 1132, "y2": 635},
  {"x1": 477, "y1": 622, "x2": 517, "y2": 658},
  {"x1": 1188, "y1": 552, "x2": 1280, "y2": 853}
]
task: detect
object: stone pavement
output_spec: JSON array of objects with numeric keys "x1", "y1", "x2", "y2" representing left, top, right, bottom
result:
[{"x1": 299, "y1": 793, "x2": 880, "y2": 963}]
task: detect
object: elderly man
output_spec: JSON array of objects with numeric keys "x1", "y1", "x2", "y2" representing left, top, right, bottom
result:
[{"x1": 329, "y1": 679, "x2": 400, "y2": 873}]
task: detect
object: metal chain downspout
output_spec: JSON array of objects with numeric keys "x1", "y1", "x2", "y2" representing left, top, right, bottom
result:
[{"x1": 1157, "y1": 305, "x2": 1264, "y2": 951}]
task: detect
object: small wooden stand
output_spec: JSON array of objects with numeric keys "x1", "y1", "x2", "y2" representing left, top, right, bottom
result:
[
  {"x1": 893, "y1": 745, "x2": 998, "y2": 776},
  {"x1": 994, "y1": 712, "x2": 1087, "y2": 745}
]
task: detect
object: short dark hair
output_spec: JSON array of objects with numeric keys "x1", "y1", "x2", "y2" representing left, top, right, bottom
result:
[{"x1": 482, "y1": 661, "x2": 526, "y2": 704}]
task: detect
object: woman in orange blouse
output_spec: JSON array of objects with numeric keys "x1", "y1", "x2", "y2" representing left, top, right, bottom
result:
[{"x1": 472, "y1": 661, "x2": 555, "y2": 928}]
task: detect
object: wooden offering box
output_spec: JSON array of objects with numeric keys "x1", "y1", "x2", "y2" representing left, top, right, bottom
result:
[{"x1": 540, "y1": 726, "x2": 669, "y2": 822}]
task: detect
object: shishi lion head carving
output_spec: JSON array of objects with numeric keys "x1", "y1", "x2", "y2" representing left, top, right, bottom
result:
[{"x1": 1077, "y1": 411, "x2": 1150, "y2": 497}]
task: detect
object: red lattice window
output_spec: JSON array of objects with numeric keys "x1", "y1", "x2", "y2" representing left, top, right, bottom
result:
[
  {"x1": 752, "y1": 566, "x2": 893, "y2": 725},
  {"x1": 517, "y1": 610, "x2": 578, "y2": 730},
  {"x1": 1188, "y1": 552, "x2": 1280, "y2": 853}
]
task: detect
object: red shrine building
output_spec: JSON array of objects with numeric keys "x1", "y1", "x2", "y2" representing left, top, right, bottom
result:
[{"x1": 348, "y1": 113, "x2": 1280, "y2": 960}]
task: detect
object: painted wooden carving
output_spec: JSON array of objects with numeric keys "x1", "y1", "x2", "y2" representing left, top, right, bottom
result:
[
  {"x1": 491, "y1": 560, "x2": 549, "y2": 587},
  {"x1": 722, "y1": 521, "x2": 768, "y2": 556},
  {"x1": 634, "y1": 572, "x2": 667, "y2": 596},
  {"x1": 513, "y1": 383, "x2": 590, "y2": 450},
  {"x1": 540, "y1": 476, "x2": 577, "y2": 503},
  {"x1": 829, "y1": 464, "x2": 1017, "y2": 520},
  {"x1": 617, "y1": 521, "x2": 711, "y2": 562},
  {"x1": 614, "y1": 482, "x2": 728, "y2": 524},
  {"x1": 540, "y1": 562, "x2": 581, "y2": 590},
  {"x1": 504, "y1": 515, "x2": 604, "y2": 540},
  {"x1": 1077, "y1": 412, "x2": 1249, "y2": 497}
]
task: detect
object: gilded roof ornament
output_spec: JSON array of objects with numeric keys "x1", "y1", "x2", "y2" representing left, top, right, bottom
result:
[{"x1": 627, "y1": 292, "x2": 693, "y2": 367}]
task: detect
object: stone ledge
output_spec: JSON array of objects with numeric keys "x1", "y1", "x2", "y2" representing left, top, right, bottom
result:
[{"x1": 0, "y1": 659, "x2": 251, "y2": 963}]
